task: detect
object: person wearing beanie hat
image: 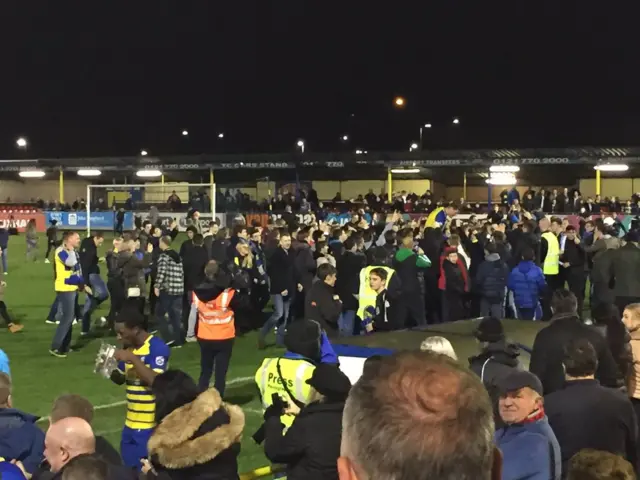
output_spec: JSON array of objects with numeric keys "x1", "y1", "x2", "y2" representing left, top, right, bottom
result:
[
  {"x1": 263, "y1": 364, "x2": 351, "y2": 480},
  {"x1": 469, "y1": 316, "x2": 522, "y2": 430},
  {"x1": 255, "y1": 319, "x2": 337, "y2": 437}
]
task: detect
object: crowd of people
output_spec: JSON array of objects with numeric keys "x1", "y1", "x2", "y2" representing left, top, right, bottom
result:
[{"x1": 3, "y1": 188, "x2": 640, "y2": 478}]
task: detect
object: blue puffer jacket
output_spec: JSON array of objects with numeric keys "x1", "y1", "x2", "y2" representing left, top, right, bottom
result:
[
  {"x1": 495, "y1": 416, "x2": 561, "y2": 480},
  {"x1": 0, "y1": 409, "x2": 45, "y2": 475},
  {"x1": 474, "y1": 253, "x2": 509, "y2": 302},
  {"x1": 508, "y1": 261, "x2": 546, "y2": 309}
]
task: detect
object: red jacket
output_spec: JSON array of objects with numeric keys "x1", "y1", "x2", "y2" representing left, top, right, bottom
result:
[{"x1": 438, "y1": 254, "x2": 469, "y2": 291}]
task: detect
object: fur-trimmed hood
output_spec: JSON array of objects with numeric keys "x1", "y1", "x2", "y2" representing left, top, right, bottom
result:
[{"x1": 148, "y1": 388, "x2": 244, "y2": 471}]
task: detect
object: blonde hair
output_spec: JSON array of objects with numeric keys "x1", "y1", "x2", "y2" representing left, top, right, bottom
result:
[{"x1": 420, "y1": 336, "x2": 458, "y2": 360}]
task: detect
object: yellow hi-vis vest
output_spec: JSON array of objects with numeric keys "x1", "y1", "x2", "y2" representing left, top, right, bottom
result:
[
  {"x1": 542, "y1": 231, "x2": 560, "y2": 275},
  {"x1": 357, "y1": 265, "x2": 396, "y2": 320},
  {"x1": 255, "y1": 357, "x2": 315, "y2": 428},
  {"x1": 54, "y1": 246, "x2": 79, "y2": 292}
]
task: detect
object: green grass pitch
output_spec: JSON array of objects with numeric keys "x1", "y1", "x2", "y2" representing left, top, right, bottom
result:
[{"x1": 1, "y1": 233, "x2": 544, "y2": 477}]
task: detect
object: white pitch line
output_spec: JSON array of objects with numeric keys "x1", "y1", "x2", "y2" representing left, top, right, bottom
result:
[
  {"x1": 37, "y1": 375, "x2": 256, "y2": 421},
  {"x1": 94, "y1": 375, "x2": 255, "y2": 410}
]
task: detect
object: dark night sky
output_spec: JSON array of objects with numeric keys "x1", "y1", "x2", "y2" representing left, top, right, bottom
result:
[{"x1": 1, "y1": 2, "x2": 639, "y2": 158}]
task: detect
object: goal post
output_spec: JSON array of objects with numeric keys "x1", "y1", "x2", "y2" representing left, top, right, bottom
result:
[{"x1": 86, "y1": 182, "x2": 216, "y2": 235}]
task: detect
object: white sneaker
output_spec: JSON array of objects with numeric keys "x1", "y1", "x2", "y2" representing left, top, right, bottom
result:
[
  {"x1": 73, "y1": 318, "x2": 78, "y2": 325},
  {"x1": 185, "y1": 336, "x2": 197, "y2": 343},
  {"x1": 3, "y1": 272, "x2": 7, "y2": 275},
  {"x1": 44, "y1": 259, "x2": 50, "y2": 264},
  {"x1": 45, "y1": 319, "x2": 60, "y2": 325}
]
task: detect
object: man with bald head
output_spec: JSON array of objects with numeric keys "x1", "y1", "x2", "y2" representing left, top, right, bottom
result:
[
  {"x1": 32, "y1": 417, "x2": 135, "y2": 480},
  {"x1": 338, "y1": 350, "x2": 502, "y2": 480},
  {"x1": 45, "y1": 417, "x2": 95, "y2": 474}
]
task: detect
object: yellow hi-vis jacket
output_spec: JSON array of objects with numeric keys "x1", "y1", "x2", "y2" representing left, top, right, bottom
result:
[
  {"x1": 542, "y1": 231, "x2": 560, "y2": 275},
  {"x1": 357, "y1": 265, "x2": 396, "y2": 320},
  {"x1": 54, "y1": 246, "x2": 80, "y2": 292},
  {"x1": 255, "y1": 357, "x2": 315, "y2": 428}
]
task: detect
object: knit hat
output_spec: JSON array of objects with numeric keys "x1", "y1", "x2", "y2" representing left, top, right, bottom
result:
[
  {"x1": 474, "y1": 316, "x2": 504, "y2": 343},
  {"x1": 306, "y1": 364, "x2": 352, "y2": 401},
  {"x1": 284, "y1": 320, "x2": 322, "y2": 362}
]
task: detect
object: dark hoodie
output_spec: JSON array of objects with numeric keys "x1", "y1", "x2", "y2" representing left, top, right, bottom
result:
[
  {"x1": 0, "y1": 409, "x2": 45, "y2": 475},
  {"x1": 147, "y1": 389, "x2": 244, "y2": 480},
  {"x1": 293, "y1": 241, "x2": 316, "y2": 294},
  {"x1": 469, "y1": 341, "x2": 522, "y2": 430},
  {"x1": 474, "y1": 253, "x2": 509, "y2": 302}
]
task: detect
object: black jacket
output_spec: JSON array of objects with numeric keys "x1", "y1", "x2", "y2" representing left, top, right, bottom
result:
[
  {"x1": 37, "y1": 453, "x2": 134, "y2": 480},
  {"x1": 609, "y1": 242, "x2": 640, "y2": 298},
  {"x1": 373, "y1": 288, "x2": 402, "y2": 332},
  {"x1": 264, "y1": 401, "x2": 343, "y2": 480},
  {"x1": 268, "y1": 248, "x2": 296, "y2": 295},
  {"x1": 529, "y1": 313, "x2": 619, "y2": 394},
  {"x1": 210, "y1": 239, "x2": 230, "y2": 265},
  {"x1": 469, "y1": 341, "x2": 522, "y2": 430},
  {"x1": 147, "y1": 389, "x2": 243, "y2": 480},
  {"x1": 79, "y1": 237, "x2": 99, "y2": 277},
  {"x1": 545, "y1": 379, "x2": 638, "y2": 474},
  {"x1": 293, "y1": 242, "x2": 316, "y2": 294},
  {"x1": 336, "y1": 251, "x2": 366, "y2": 311},
  {"x1": 305, "y1": 280, "x2": 343, "y2": 336},
  {"x1": 183, "y1": 245, "x2": 209, "y2": 292}
]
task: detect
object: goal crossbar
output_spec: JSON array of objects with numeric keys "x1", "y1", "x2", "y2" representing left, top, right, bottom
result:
[{"x1": 86, "y1": 182, "x2": 216, "y2": 234}]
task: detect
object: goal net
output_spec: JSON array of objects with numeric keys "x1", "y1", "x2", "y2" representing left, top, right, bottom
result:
[{"x1": 85, "y1": 182, "x2": 216, "y2": 234}]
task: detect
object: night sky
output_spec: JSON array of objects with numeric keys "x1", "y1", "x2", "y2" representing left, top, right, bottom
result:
[{"x1": 1, "y1": 3, "x2": 639, "y2": 158}]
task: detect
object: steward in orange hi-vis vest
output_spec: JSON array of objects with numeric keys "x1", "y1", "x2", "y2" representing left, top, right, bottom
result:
[{"x1": 193, "y1": 288, "x2": 236, "y2": 341}]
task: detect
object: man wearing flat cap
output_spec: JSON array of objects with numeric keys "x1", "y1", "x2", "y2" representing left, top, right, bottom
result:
[{"x1": 494, "y1": 370, "x2": 561, "y2": 480}]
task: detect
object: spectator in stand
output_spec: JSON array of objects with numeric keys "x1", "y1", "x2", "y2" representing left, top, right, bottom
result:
[
  {"x1": 167, "y1": 190, "x2": 182, "y2": 211},
  {"x1": 440, "y1": 247, "x2": 468, "y2": 322},
  {"x1": 545, "y1": 339, "x2": 638, "y2": 474},
  {"x1": 264, "y1": 364, "x2": 351, "y2": 480},
  {"x1": 494, "y1": 370, "x2": 561, "y2": 480},
  {"x1": 49, "y1": 394, "x2": 122, "y2": 467},
  {"x1": 529, "y1": 289, "x2": 618, "y2": 395},
  {"x1": 154, "y1": 236, "x2": 185, "y2": 348},
  {"x1": 336, "y1": 237, "x2": 366, "y2": 336},
  {"x1": 566, "y1": 449, "x2": 636, "y2": 480},
  {"x1": 260, "y1": 232, "x2": 295, "y2": 349},
  {"x1": 338, "y1": 351, "x2": 501, "y2": 480},
  {"x1": 305, "y1": 264, "x2": 343, "y2": 338},
  {"x1": 507, "y1": 186, "x2": 520, "y2": 206},
  {"x1": 0, "y1": 373, "x2": 44, "y2": 476},
  {"x1": 469, "y1": 317, "x2": 522, "y2": 430},
  {"x1": 146, "y1": 370, "x2": 243, "y2": 479},
  {"x1": 474, "y1": 244, "x2": 509, "y2": 319}
]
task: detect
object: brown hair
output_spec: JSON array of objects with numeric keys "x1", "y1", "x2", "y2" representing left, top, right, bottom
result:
[
  {"x1": 567, "y1": 449, "x2": 635, "y2": 480},
  {"x1": 51, "y1": 394, "x2": 94, "y2": 424}
]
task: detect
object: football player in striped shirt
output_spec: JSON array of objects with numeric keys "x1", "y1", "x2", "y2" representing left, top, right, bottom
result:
[{"x1": 111, "y1": 309, "x2": 170, "y2": 470}]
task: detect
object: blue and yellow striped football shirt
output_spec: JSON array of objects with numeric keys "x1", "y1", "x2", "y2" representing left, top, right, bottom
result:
[{"x1": 118, "y1": 335, "x2": 170, "y2": 430}]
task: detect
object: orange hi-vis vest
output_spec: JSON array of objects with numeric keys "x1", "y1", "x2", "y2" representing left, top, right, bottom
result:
[{"x1": 193, "y1": 289, "x2": 236, "y2": 340}]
